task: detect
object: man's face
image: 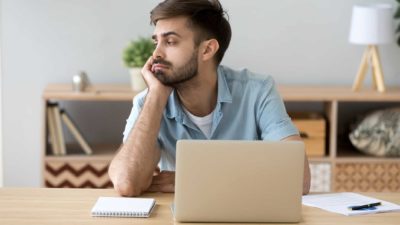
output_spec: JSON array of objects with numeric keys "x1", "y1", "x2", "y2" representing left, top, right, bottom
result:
[{"x1": 151, "y1": 17, "x2": 199, "y2": 86}]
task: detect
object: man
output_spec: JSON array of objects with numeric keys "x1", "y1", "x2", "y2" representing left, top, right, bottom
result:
[{"x1": 108, "y1": 0, "x2": 311, "y2": 197}]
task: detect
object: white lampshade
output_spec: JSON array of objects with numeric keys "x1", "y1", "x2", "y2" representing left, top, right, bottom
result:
[{"x1": 349, "y1": 4, "x2": 395, "y2": 45}]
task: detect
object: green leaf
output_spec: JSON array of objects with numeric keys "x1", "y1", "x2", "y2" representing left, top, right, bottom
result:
[
  {"x1": 122, "y1": 37, "x2": 155, "y2": 68},
  {"x1": 395, "y1": 7, "x2": 400, "y2": 18}
]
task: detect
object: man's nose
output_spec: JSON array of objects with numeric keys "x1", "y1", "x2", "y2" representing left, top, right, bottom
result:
[{"x1": 152, "y1": 44, "x2": 165, "y2": 59}]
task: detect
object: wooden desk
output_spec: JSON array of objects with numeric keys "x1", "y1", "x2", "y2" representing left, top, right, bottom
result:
[{"x1": 0, "y1": 188, "x2": 399, "y2": 225}]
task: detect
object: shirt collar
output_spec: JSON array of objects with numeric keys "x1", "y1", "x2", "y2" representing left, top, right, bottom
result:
[
  {"x1": 216, "y1": 65, "x2": 233, "y2": 104},
  {"x1": 165, "y1": 65, "x2": 232, "y2": 119}
]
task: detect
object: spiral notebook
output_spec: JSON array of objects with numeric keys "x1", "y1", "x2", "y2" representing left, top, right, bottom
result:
[{"x1": 91, "y1": 197, "x2": 156, "y2": 218}]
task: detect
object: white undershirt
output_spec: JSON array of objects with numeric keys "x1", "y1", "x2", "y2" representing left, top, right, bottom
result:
[{"x1": 183, "y1": 108, "x2": 214, "y2": 139}]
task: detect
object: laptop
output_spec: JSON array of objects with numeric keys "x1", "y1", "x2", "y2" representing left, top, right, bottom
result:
[{"x1": 173, "y1": 140, "x2": 305, "y2": 223}]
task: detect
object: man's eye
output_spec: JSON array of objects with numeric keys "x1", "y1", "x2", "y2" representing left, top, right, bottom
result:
[{"x1": 167, "y1": 41, "x2": 176, "y2": 45}]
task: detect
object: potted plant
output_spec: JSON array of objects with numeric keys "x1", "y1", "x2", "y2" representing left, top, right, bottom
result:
[{"x1": 123, "y1": 37, "x2": 155, "y2": 91}]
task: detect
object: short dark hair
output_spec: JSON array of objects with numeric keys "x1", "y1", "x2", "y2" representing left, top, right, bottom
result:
[{"x1": 150, "y1": 0, "x2": 231, "y2": 65}]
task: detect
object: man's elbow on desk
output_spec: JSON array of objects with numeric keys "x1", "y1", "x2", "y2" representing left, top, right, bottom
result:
[
  {"x1": 111, "y1": 177, "x2": 146, "y2": 197},
  {"x1": 108, "y1": 167, "x2": 150, "y2": 197}
]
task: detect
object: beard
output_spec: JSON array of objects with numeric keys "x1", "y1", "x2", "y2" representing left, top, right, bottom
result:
[{"x1": 153, "y1": 49, "x2": 198, "y2": 86}]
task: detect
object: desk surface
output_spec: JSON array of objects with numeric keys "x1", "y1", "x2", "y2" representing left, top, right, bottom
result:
[{"x1": 0, "y1": 188, "x2": 399, "y2": 225}]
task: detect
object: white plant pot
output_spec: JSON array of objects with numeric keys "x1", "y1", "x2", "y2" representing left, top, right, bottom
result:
[{"x1": 129, "y1": 67, "x2": 147, "y2": 92}]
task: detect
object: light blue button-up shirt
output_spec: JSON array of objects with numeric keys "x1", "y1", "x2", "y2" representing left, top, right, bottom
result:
[{"x1": 123, "y1": 65, "x2": 298, "y2": 171}]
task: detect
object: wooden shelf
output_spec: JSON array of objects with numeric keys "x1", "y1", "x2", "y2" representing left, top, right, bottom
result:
[
  {"x1": 336, "y1": 145, "x2": 400, "y2": 162},
  {"x1": 41, "y1": 83, "x2": 400, "y2": 191},
  {"x1": 279, "y1": 86, "x2": 400, "y2": 102},
  {"x1": 308, "y1": 157, "x2": 332, "y2": 163},
  {"x1": 43, "y1": 84, "x2": 137, "y2": 101},
  {"x1": 45, "y1": 143, "x2": 119, "y2": 161},
  {"x1": 44, "y1": 84, "x2": 400, "y2": 102}
]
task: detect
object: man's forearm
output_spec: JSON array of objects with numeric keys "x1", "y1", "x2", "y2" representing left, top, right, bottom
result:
[
  {"x1": 281, "y1": 135, "x2": 311, "y2": 195},
  {"x1": 302, "y1": 155, "x2": 311, "y2": 195},
  {"x1": 109, "y1": 91, "x2": 169, "y2": 196}
]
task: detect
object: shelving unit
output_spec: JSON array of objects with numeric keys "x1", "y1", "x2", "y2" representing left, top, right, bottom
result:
[
  {"x1": 42, "y1": 85, "x2": 135, "y2": 188},
  {"x1": 280, "y1": 86, "x2": 400, "y2": 192},
  {"x1": 42, "y1": 84, "x2": 400, "y2": 192}
]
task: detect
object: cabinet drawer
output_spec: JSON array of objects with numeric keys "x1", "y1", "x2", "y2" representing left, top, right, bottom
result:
[
  {"x1": 44, "y1": 160, "x2": 113, "y2": 188},
  {"x1": 334, "y1": 162, "x2": 400, "y2": 192},
  {"x1": 292, "y1": 116, "x2": 326, "y2": 157}
]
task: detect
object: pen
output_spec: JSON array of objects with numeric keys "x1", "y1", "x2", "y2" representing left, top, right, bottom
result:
[{"x1": 348, "y1": 202, "x2": 381, "y2": 210}]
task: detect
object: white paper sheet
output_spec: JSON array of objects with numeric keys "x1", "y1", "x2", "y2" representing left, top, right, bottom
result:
[{"x1": 302, "y1": 192, "x2": 400, "y2": 216}]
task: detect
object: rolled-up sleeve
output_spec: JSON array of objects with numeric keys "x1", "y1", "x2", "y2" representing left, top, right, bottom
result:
[
  {"x1": 257, "y1": 78, "x2": 298, "y2": 140},
  {"x1": 122, "y1": 90, "x2": 147, "y2": 143}
]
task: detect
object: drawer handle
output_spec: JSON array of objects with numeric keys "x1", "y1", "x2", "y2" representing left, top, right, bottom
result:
[{"x1": 300, "y1": 131, "x2": 309, "y2": 139}]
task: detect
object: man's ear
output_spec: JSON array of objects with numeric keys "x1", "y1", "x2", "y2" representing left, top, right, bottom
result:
[{"x1": 201, "y1": 39, "x2": 219, "y2": 61}]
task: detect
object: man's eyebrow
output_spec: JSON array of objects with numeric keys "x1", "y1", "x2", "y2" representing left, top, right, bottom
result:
[{"x1": 152, "y1": 31, "x2": 182, "y2": 40}]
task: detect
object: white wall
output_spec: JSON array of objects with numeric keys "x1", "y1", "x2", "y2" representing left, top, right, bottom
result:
[
  {"x1": 2, "y1": 0, "x2": 400, "y2": 187},
  {"x1": 0, "y1": 0, "x2": 3, "y2": 187}
]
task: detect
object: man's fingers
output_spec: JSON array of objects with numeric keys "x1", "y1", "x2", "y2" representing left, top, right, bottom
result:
[
  {"x1": 160, "y1": 183, "x2": 174, "y2": 192},
  {"x1": 153, "y1": 167, "x2": 161, "y2": 176},
  {"x1": 146, "y1": 184, "x2": 159, "y2": 192},
  {"x1": 151, "y1": 171, "x2": 175, "y2": 185},
  {"x1": 141, "y1": 56, "x2": 154, "y2": 79},
  {"x1": 147, "y1": 183, "x2": 175, "y2": 193},
  {"x1": 144, "y1": 56, "x2": 153, "y2": 70}
]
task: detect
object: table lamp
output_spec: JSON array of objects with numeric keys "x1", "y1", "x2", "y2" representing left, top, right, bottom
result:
[{"x1": 349, "y1": 4, "x2": 395, "y2": 93}]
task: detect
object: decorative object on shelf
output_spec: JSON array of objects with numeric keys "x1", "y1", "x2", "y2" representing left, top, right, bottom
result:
[
  {"x1": 47, "y1": 103, "x2": 65, "y2": 156},
  {"x1": 349, "y1": 107, "x2": 400, "y2": 157},
  {"x1": 122, "y1": 37, "x2": 155, "y2": 91},
  {"x1": 349, "y1": 4, "x2": 395, "y2": 93},
  {"x1": 46, "y1": 103, "x2": 93, "y2": 156},
  {"x1": 395, "y1": 0, "x2": 400, "y2": 46},
  {"x1": 60, "y1": 109, "x2": 93, "y2": 155},
  {"x1": 72, "y1": 71, "x2": 90, "y2": 92}
]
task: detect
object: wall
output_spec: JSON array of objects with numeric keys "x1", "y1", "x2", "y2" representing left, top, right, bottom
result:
[
  {"x1": 1, "y1": 0, "x2": 400, "y2": 186},
  {"x1": 0, "y1": 0, "x2": 3, "y2": 187}
]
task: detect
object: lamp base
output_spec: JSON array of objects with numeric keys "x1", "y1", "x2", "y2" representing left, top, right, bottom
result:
[{"x1": 352, "y1": 45, "x2": 386, "y2": 93}]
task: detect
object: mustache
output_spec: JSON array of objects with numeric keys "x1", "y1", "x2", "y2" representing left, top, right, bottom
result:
[{"x1": 153, "y1": 58, "x2": 172, "y2": 66}]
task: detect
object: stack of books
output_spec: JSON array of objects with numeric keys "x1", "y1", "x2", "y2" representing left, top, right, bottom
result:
[{"x1": 47, "y1": 102, "x2": 93, "y2": 156}]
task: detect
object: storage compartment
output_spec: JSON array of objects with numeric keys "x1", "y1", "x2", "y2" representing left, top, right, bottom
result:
[
  {"x1": 334, "y1": 162, "x2": 400, "y2": 192},
  {"x1": 290, "y1": 112, "x2": 326, "y2": 157},
  {"x1": 44, "y1": 160, "x2": 113, "y2": 188},
  {"x1": 336, "y1": 101, "x2": 400, "y2": 157}
]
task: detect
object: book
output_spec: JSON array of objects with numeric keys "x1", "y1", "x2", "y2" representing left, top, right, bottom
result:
[
  {"x1": 52, "y1": 104, "x2": 66, "y2": 155},
  {"x1": 302, "y1": 192, "x2": 400, "y2": 216},
  {"x1": 91, "y1": 197, "x2": 156, "y2": 218},
  {"x1": 60, "y1": 110, "x2": 93, "y2": 155},
  {"x1": 46, "y1": 104, "x2": 60, "y2": 155}
]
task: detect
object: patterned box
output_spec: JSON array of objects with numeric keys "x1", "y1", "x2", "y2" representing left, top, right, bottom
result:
[
  {"x1": 334, "y1": 162, "x2": 400, "y2": 192},
  {"x1": 44, "y1": 160, "x2": 113, "y2": 188},
  {"x1": 310, "y1": 163, "x2": 331, "y2": 192}
]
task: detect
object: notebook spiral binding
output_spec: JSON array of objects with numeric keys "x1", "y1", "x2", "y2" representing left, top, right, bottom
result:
[{"x1": 93, "y1": 211, "x2": 148, "y2": 217}]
